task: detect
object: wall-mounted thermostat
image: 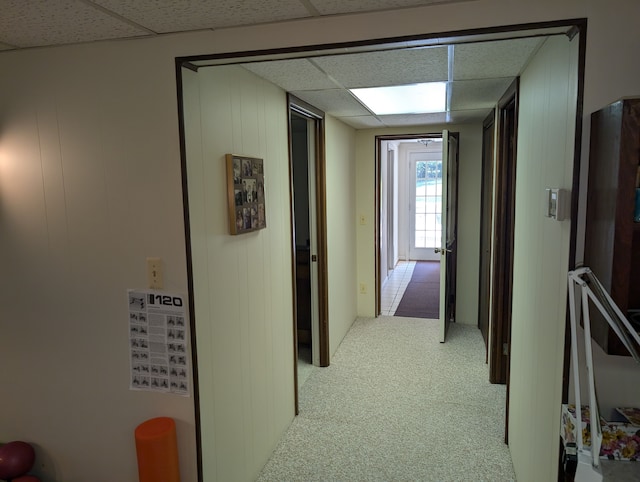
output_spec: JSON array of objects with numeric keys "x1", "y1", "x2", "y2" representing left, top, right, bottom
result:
[{"x1": 545, "y1": 188, "x2": 568, "y2": 221}]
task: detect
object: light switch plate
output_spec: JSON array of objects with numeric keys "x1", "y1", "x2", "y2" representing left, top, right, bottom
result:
[
  {"x1": 546, "y1": 188, "x2": 568, "y2": 221},
  {"x1": 147, "y1": 257, "x2": 163, "y2": 289}
]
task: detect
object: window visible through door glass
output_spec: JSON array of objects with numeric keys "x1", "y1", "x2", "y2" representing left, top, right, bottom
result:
[{"x1": 414, "y1": 160, "x2": 442, "y2": 248}]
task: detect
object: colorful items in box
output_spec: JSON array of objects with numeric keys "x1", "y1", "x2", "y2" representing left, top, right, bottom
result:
[{"x1": 561, "y1": 404, "x2": 640, "y2": 461}]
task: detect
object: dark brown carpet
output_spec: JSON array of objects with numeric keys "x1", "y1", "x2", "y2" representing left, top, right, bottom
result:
[{"x1": 394, "y1": 261, "x2": 440, "y2": 319}]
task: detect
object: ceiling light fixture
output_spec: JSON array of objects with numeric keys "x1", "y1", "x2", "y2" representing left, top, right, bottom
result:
[{"x1": 350, "y1": 82, "x2": 447, "y2": 116}]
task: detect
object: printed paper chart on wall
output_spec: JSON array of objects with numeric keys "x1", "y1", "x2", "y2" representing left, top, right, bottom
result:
[{"x1": 128, "y1": 289, "x2": 190, "y2": 396}]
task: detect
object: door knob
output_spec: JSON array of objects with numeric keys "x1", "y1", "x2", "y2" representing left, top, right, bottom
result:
[{"x1": 434, "y1": 247, "x2": 452, "y2": 254}]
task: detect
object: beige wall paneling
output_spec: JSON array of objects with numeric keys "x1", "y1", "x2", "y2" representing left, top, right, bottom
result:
[
  {"x1": 182, "y1": 67, "x2": 217, "y2": 478},
  {"x1": 325, "y1": 115, "x2": 358, "y2": 353},
  {"x1": 0, "y1": 41, "x2": 198, "y2": 481},
  {"x1": 184, "y1": 65, "x2": 295, "y2": 481},
  {"x1": 354, "y1": 127, "x2": 378, "y2": 317},
  {"x1": 508, "y1": 36, "x2": 577, "y2": 481},
  {"x1": 454, "y1": 125, "x2": 483, "y2": 325},
  {"x1": 2, "y1": 1, "x2": 640, "y2": 480}
]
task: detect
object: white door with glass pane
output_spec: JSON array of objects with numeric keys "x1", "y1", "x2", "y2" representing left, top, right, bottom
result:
[{"x1": 408, "y1": 143, "x2": 443, "y2": 261}]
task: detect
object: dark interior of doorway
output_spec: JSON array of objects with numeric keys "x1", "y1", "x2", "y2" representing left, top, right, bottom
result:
[
  {"x1": 478, "y1": 110, "x2": 495, "y2": 359},
  {"x1": 491, "y1": 79, "x2": 518, "y2": 387},
  {"x1": 291, "y1": 114, "x2": 313, "y2": 373},
  {"x1": 288, "y1": 95, "x2": 330, "y2": 415},
  {"x1": 491, "y1": 79, "x2": 519, "y2": 444}
]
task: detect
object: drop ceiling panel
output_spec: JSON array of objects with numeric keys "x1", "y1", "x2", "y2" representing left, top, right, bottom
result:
[
  {"x1": 312, "y1": 47, "x2": 448, "y2": 88},
  {"x1": 453, "y1": 38, "x2": 543, "y2": 80},
  {"x1": 93, "y1": 0, "x2": 313, "y2": 32},
  {"x1": 447, "y1": 108, "x2": 492, "y2": 124},
  {"x1": 379, "y1": 112, "x2": 448, "y2": 127},
  {"x1": 308, "y1": 0, "x2": 466, "y2": 15},
  {"x1": 0, "y1": 1, "x2": 554, "y2": 129},
  {"x1": 242, "y1": 59, "x2": 337, "y2": 92},
  {"x1": 0, "y1": 0, "x2": 150, "y2": 48},
  {"x1": 450, "y1": 78, "x2": 513, "y2": 110},
  {"x1": 339, "y1": 116, "x2": 385, "y2": 129},
  {"x1": 290, "y1": 89, "x2": 371, "y2": 117}
]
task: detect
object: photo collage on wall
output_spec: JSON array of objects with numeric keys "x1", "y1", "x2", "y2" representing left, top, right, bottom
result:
[{"x1": 226, "y1": 154, "x2": 266, "y2": 235}]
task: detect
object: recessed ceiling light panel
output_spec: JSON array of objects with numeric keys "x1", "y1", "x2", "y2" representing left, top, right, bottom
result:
[{"x1": 350, "y1": 82, "x2": 447, "y2": 115}]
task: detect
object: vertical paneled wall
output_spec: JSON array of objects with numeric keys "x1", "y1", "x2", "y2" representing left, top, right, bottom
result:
[
  {"x1": 0, "y1": 3, "x2": 638, "y2": 482},
  {"x1": 0, "y1": 40, "x2": 199, "y2": 481},
  {"x1": 508, "y1": 35, "x2": 578, "y2": 481},
  {"x1": 454, "y1": 126, "x2": 483, "y2": 324},
  {"x1": 182, "y1": 65, "x2": 295, "y2": 481},
  {"x1": 325, "y1": 116, "x2": 358, "y2": 353}
]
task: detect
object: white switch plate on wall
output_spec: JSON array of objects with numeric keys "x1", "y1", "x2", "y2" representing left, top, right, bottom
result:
[{"x1": 545, "y1": 188, "x2": 568, "y2": 221}]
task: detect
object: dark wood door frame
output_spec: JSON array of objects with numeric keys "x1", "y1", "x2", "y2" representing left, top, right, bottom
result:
[
  {"x1": 287, "y1": 95, "x2": 330, "y2": 415},
  {"x1": 175, "y1": 19, "x2": 588, "y2": 482},
  {"x1": 374, "y1": 133, "x2": 445, "y2": 316},
  {"x1": 478, "y1": 110, "x2": 496, "y2": 360},
  {"x1": 490, "y1": 79, "x2": 519, "y2": 387},
  {"x1": 490, "y1": 79, "x2": 519, "y2": 444}
]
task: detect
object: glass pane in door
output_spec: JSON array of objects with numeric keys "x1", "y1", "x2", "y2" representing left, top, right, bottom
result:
[{"x1": 414, "y1": 160, "x2": 442, "y2": 248}]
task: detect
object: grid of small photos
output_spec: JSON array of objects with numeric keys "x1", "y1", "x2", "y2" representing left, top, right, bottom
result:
[{"x1": 226, "y1": 154, "x2": 266, "y2": 234}]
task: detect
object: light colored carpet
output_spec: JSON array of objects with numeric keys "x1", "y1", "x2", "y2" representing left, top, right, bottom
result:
[{"x1": 257, "y1": 316, "x2": 516, "y2": 481}]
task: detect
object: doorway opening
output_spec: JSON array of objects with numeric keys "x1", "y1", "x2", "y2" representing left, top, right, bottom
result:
[
  {"x1": 490, "y1": 79, "x2": 519, "y2": 443},
  {"x1": 290, "y1": 113, "x2": 315, "y2": 384},
  {"x1": 478, "y1": 109, "x2": 496, "y2": 360},
  {"x1": 378, "y1": 134, "x2": 441, "y2": 317},
  {"x1": 377, "y1": 132, "x2": 458, "y2": 342},
  {"x1": 288, "y1": 95, "x2": 330, "y2": 413},
  {"x1": 490, "y1": 79, "x2": 519, "y2": 386},
  {"x1": 176, "y1": 19, "x2": 586, "y2": 481}
]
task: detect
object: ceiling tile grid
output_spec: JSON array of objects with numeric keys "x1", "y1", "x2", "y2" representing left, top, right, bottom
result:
[
  {"x1": 0, "y1": 1, "x2": 555, "y2": 128},
  {"x1": 339, "y1": 115, "x2": 386, "y2": 129},
  {"x1": 239, "y1": 38, "x2": 541, "y2": 128},
  {"x1": 447, "y1": 108, "x2": 492, "y2": 123},
  {"x1": 449, "y1": 78, "x2": 513, "y2": 110},
  {"x1": 92, "y1": 0, "x2": 313, "y2": 33},
  {"x1": 308, "y1": 0, "x2": 464, "y2": 16},
  {"x1": 452, "y1": 38, "x2": 542, "y2": 80},
  {"x1": 380, "y1": 112, "x2": 448, "y2": 127},
  {"x1": 242, "y1": 59, "x2": 338, "y2": 92},
  {"x1": 0, "y1": 0, "x2": 149, "y2": 48},
  {"x1": 290, "y1": 89, "x2": 372, "y2": 117},
  {"x1": 312, "y1": 47, "x2": 449, "y2": 88}
]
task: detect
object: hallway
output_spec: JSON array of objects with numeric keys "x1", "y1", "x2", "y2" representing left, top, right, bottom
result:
[
  {"x1": 258, "y1": 315, "x2": 515, "y2": 481},
  {"x1": 380, "y1": 261, "x2": 417, "y2": 316}
]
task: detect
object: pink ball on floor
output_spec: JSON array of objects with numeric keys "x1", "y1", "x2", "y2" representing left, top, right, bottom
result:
[{"x1": 0, "y1": 441, "x2": 35, "y2": 479}]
